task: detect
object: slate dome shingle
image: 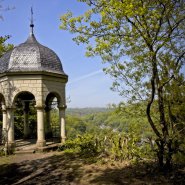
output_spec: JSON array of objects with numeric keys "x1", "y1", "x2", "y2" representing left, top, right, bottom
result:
[{"x1": 0, "y1": 33, "x2": 66, "y2": 75}]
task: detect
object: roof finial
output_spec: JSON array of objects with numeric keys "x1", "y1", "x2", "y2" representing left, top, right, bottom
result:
[{"x1": 30, "y1": 6, "x2": 34, "y2": 35}]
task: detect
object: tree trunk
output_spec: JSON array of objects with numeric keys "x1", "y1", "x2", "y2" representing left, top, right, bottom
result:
[
  {"x1": 156, "y1": 139, "x2": 164, "y2": 168},
  {"x1": 146, "y1": 56, "x2": 174, "y2": 170},
  {"x1": 165, "y1": 139, "x2": 173, "y2": 170}
]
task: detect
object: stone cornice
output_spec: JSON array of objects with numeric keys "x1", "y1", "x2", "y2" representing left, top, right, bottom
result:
[{"x1": 0, "y1": 71, "x2": 68, "y2": 83}]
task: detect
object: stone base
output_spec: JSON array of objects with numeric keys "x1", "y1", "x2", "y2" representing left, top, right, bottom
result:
[
  {"x1": 8, "y1": 141, "x2": 16, "y2": 148},
  {"x1": 6, "y1": 142, "x2": 16, "y2": 154},
  {"x1": 36, "y1": 140, "x2": 46, "y2": 147},
  {"x1": 61, "y1": 137, "x2": 66, "y2": 144}
]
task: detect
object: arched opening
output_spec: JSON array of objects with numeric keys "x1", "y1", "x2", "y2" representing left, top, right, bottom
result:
[
  {"x1": 45, "y1": 92, "x2": 61, "y2": 142},
  {"x1": 13, "y1": 91, "x2": 36, "y2": 140}
]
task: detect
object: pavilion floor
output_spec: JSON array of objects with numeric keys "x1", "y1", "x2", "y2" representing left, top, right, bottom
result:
[{"x1": 15, "y1": 138, "x2": 60, "y2": 154}]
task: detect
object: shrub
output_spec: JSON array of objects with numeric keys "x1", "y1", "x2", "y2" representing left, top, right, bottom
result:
[{"x1": 59, "y1": 132, "x2": 153, "y2": 162}]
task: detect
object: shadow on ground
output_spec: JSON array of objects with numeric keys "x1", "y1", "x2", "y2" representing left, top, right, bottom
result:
[
  {"x1": 89, "y1": 162, "x2": 185, "y2": 185},
  {"x1": 0, "y1": 153, "x2": 84, "y2": 185},
  {"x1": 0, "y1": 153, "x2": 185, "y2": 185}
]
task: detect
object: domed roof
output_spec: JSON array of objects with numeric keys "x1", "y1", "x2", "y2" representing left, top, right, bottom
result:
[{"x1": 0, "y1": 33, "x2": 66, "y2": 75}]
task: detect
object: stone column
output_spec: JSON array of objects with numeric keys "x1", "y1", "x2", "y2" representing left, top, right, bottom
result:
[
  {"x1": 2, "y1": 104, "x2": 7, "y2": 131},
  {"x1": 1, "y1": 104, "x2": 7, "y2": 146},
  {"x1": 23, "y1": 101, "x2": 30, "y2": 139},
  {"x1": 36, "y1": 106, "x2": 46, "y2": 147},
  {"x1": 59, "y1": 105, "x2": 67, "y2": 143},
  {"x1": 6, "y1": 107, "x2": 15, "y2": 148},
  {"x1": 45, "y1": 106, "x2": 52, "y2": 138}
]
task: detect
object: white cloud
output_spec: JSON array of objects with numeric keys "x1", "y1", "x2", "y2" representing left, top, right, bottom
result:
[{"x1": 68, "y1": 69, "x2": 103, "y2": 85}]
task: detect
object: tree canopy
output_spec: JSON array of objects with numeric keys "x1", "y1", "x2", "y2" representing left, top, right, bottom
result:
[
  {"x1": 60, "y1": 0, "x2": 185, "y2": 169},
  {"x1": 60, "y1": 0, "x2": 185, "y2": 99},
  {"x1": 0, "y1": 3, "x2": 14, "y2": 57},
  {"x1": 0, "y1": 35, "x2": 13, "y2": 58}
]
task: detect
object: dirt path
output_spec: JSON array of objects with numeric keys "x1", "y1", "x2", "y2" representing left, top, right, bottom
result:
[
  {"x1": 0, "y1": 152, "x2": 185, "y2": 185},
  {"x1": 12, "y1": 152, "x2": 56, "y2": 164}
]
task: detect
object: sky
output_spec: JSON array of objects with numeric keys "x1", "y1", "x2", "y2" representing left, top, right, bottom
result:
[{"x1": 0, "y1": 0, "x2": 123, "y2": 108}]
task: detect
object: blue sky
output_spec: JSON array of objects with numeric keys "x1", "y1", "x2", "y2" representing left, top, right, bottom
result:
[{"x1": 0, "y1": 0, "x2": 123, "y2": 108}]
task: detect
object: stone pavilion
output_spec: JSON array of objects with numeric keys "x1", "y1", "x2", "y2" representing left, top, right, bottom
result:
[{"x1": 0, "y1": 21, "x2": 68, "y2": 149}]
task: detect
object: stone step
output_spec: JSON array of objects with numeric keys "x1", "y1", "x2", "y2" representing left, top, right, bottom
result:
[
  {"x1": 15, "y1": 150, "x2": 36, "y2": 154},
  {"x1": 36, "y1": 143, "x2": 59, "y2": 152},
  {"x1": 15, "y1": 144, "x2": 60, "y2": 154}
]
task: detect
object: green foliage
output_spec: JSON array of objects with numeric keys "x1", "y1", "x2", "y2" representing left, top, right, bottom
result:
[
  {"x1": 59, "y1": 131, "x2": 153, "y2": 162},
  {"x1": 61, "y1": 104, "x2": 158, "y2": 162},
  {"x1": 66, "y1": 107, "x2": 109, "y2": 117},
  {"x1": 64, "y1": 104, "x2": 156, "y2": 162},
  {"x1": 65, "y1": 104, "x2": 153, "y2": 141},
  {"x1": 65, "y1": 104, "x2": 185, "y2": 165},
  {"x1": 50, "y1": 109, "x2": 88, "y2": 138},
  {"x1": 14, "y1": 101, "x2": 37, "y2": 139},
  {"x1": 0, "y1": 35, "x2": 13, "y2": 57},
  {"x1": 60, "y1": 0, "x2": 185, "y2": 168},
  {"x1": 50, "y1": 109, "x2": 60, "y2": 137},
  {"x1": 66, "y1": 115, "x2": 87, "y2": 138},
  {"x1": 0, "y1": 3, "x2": 14, "y2": 57},
  {"x1": 59, "y1": 134, "x2": 99, "y2": 156},
  {"x1": 82, "y1": 103, "x2": 153, "y2": 139},
  {"x1": 0, "y1": 147, "x2": 5, "y2": 157}
]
